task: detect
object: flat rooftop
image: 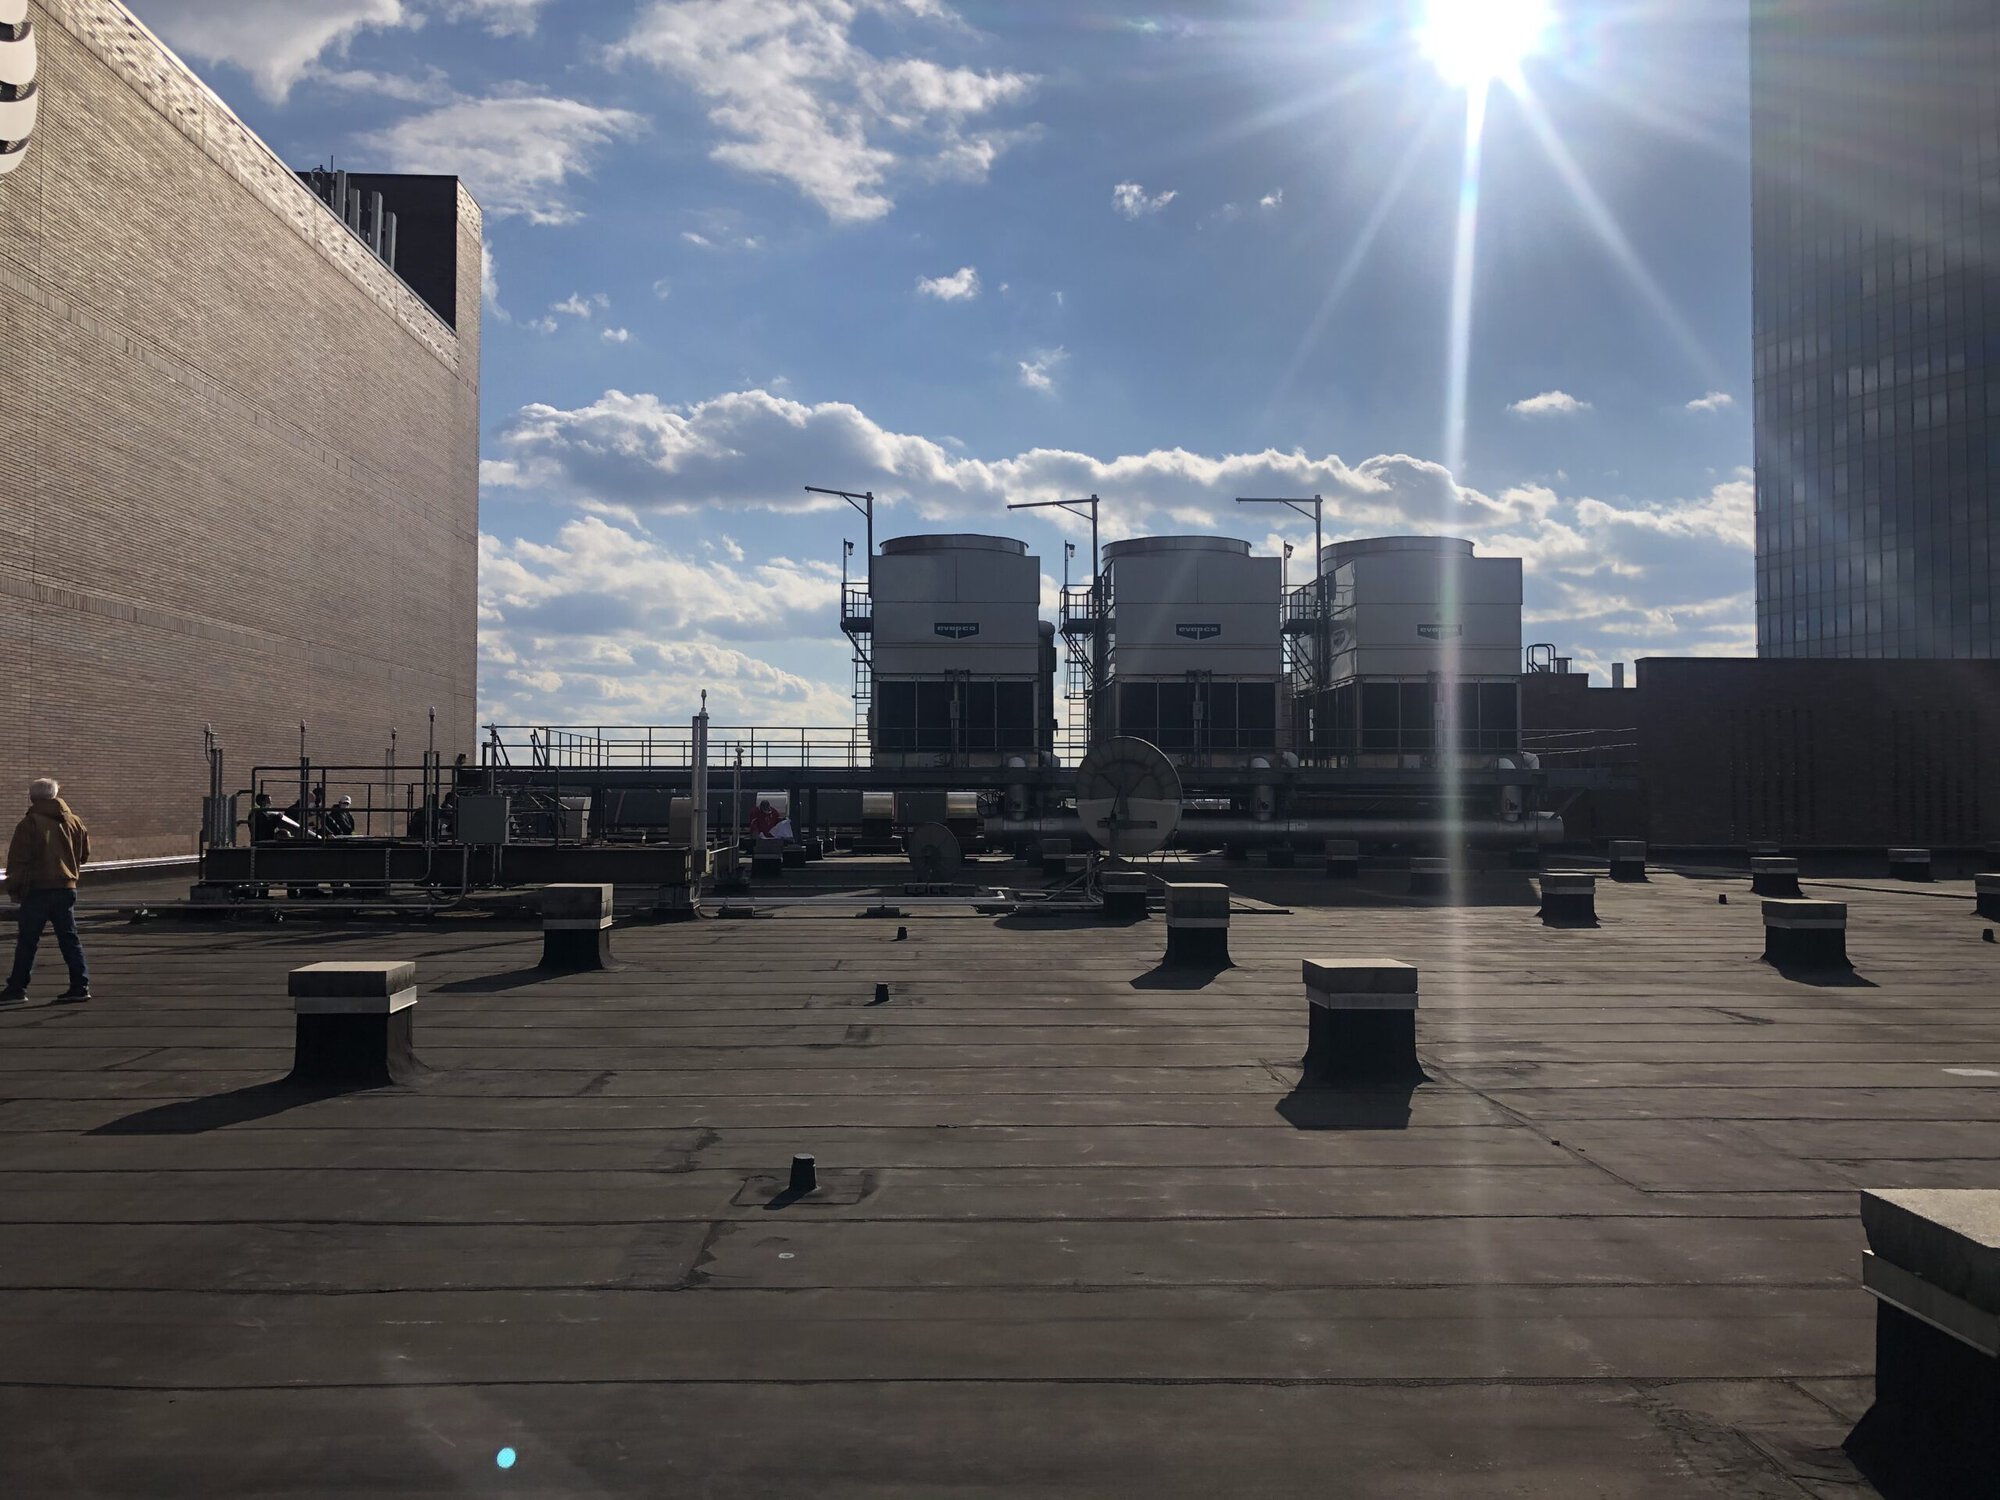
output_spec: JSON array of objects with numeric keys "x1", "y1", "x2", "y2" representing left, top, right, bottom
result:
[{"x1": 2, "y1": 862, "x2": 1995, "y2": 1495}]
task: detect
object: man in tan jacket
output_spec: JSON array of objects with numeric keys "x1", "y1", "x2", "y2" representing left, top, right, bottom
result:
[{"x1": 3, "y1": 778, "x2": 91, "y2": 1004}]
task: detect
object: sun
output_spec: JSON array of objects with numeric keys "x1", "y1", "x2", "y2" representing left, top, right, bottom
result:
[{"x1": 1417, "y1": 0, "x2": 1554, "y2": 89}]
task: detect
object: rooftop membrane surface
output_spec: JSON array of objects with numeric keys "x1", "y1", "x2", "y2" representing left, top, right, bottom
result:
[{"x1": 2, "y1": 859, "x2": 1996, "y2": 1496}]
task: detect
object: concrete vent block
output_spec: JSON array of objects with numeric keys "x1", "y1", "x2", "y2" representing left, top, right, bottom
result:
[
  {"x1": 1099, "y1": 869, "x2": 1152, "y2": 922},
  {"x1": 1163, "y1": 883, "x2": 1231, "y2": 967},
  {"x1": 1300, "y1": 959, "x2": 1423, "y2": 1088},
  {"x1": 541, "y1": 884, "x2": 615, "y2": 971},
  {"x1": 782, "y1": 844, "x2": 807, "y2": 869},
  {"x1": 1607, "y1": 840, "x2": 1648, "y2": 883},
  {"x1": 1890, "y1": 847, "x2": 1933, "y2": 882},
  {"x1": 1751, "y1": 856, "x2": 1802, "y2": 899},
  {"x1": 1538, "y1": 872, "x2": 1598, "y2": 926},
  {"x1": 1845, "y1": 1189, "x2": 2000, "y2": 1494},
  {"x1": 1409, "y1": 857, "x2": 1451, "y2": 898},
  {"x1": 288, "y1": 960, "x2": 420, "y2": 1087},
  {"x1": 1978, "y1": 874, "x2": 2000, "y2": 922},
  {"x1": 1324, "y1": 839, "x2": 1360, "y2": 879},
  {"x1": 750, "y1": 839, "x2": 785, "y2": 878},
  {"x1": 1762, "y1": 898, "x2": 1849, "y2": 969},
  {"x1": 1039, "y1": 838, "x2": 1073, "y2": 878}
]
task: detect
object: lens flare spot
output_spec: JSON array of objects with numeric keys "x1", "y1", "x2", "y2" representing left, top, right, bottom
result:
[{"x1": 496, "y1": 1448, "x2": 518, "y2": 1470}]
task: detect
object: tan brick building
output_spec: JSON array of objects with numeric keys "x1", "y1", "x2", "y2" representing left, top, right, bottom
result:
[{"x1": 0, "y1": 1, "x2": 480, "y2": 863}]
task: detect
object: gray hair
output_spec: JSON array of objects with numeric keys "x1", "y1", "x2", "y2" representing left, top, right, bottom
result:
[{"x1": 28, "y1": 778, "x2": 59, "y2": 801}]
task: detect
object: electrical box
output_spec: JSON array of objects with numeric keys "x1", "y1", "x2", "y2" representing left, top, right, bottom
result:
[{"x1": 456, "y1": 795, "x2": 511, "y2": 846}]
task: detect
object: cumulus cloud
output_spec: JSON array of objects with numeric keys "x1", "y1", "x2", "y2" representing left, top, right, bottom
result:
[
  {"x1": 601, "y1": 327, "x2": 632, "y2": 343},
  {"x1": 916, "y1": 265, "x2": 981, "y2": 301},
  {"x1": 479, "y1": 518, "x2": 851, "y2": 724},
  {"x1": 1686, "y1": 390, "x2": 1736, "y2": 413},
  {"x1": 1112, "y1": 181, "x2": 1177, "y2": 218},
  {"x1": 135, "y1": 0, "x2": 409, "y2": 101},
  {"x1": 483, "y1": 385, "x2": 1547, "y2": 541},
  {"x1": 552, "y1": 292, "x2": 610, "y2": 319},
  {"x1": 1017, "y1": 348, "x2": 1067, "y2": 394},
  {"x1": 360, "y1": 94, "x2": 645, "y2": 224},
  {"x1": 613, "y1": 0, "x2": 1035, "y2": 223},
  {"x1": 1508, "y1": 390, "x2": 1592, "y2": 418},
  {"x1": 1259, "y1": 189, "x2": 1284, "y2": 209}
]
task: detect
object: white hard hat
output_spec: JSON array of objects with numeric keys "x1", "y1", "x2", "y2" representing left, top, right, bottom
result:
[{"x1": 337, "y1": 795, "x2": 354, "y2": 806}]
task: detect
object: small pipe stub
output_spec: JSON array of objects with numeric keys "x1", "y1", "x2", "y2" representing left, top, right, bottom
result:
[
  {"x1": 896, "y1": 926, "x2": 908, "y2": 941},
  {"x1": 874, "y1": 982, "x2": 890, "y2": 1004},
  {"x1": 789, "y1": 1154, "x2": 818, "y2": 1195}
]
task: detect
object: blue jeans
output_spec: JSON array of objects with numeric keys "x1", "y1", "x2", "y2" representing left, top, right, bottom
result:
[{"x1": 9, "y1": 888, "x2": 88, "y2": 992}]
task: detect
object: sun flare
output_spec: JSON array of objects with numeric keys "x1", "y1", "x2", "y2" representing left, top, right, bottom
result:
[{"x1": 1417, "y1": 0, "x2": 1553, "y2": 89}]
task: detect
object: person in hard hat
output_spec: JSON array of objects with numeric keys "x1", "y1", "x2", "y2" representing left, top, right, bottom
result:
[{"x1": 323, "y1": 795, "x2": 357, "y2": 838}]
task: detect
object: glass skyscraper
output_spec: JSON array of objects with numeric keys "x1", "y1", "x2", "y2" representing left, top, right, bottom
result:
[{"x1": 1752, "y1": 0, "x2": 2000, "y2": 658}]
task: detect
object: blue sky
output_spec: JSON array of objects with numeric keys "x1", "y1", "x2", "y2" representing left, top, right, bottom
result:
[{"x1": 132, "y1": 0, "x2": 1758, "y2": 727}]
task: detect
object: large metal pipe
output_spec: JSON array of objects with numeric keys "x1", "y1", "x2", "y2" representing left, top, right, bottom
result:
[{"x1": 984, "y1": 814, "x2": 1564, "y2": 846}]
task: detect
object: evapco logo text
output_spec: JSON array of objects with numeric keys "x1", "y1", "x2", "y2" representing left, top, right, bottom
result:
[
  {"x1": 1417, "y1": 623, "x2": 1464, "y2": 640},
  {"x1": 933, "y1": 622, "x2": 980, "y2": 639},
  {"x1": 0, "y1": 1, "x2": 38, "y2": 178},
  {"x1": 1176, "y1": 623, "x2": 1222, "y2": 641}
]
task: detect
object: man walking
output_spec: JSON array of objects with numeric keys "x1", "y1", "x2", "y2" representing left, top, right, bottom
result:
[{"x1": 2, "y1": 778, "x2": 91, "y2": 1004}]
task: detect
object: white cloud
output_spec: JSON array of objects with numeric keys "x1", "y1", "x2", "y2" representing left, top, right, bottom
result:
[
  {"x1": 1018, "y1": 348, "x2": 1067, "y2": 394},
  {"x1": 1508, "y1": 390, "x2": 1593, "y2": 418},
  {"x1": 614, "y1": 0, "x2": 1035, "y2": 223},
  {"x1": 1259, "y1": 188, "x2": 1284, "y2": 209},
  {"x1": 681, "y1": 223, "x2": 762, "y2": 252},
  {"x1": 479, "y1": 518, "x2": 851, "y2": 724},
  {"x1": 916, "y1": 265, "x2": 981, "y2": 301},
  {"x1": 1575, "y1": 475, "x2": 1753, "y2": 552},
  {"x1": 444, "y1": 0, "x2": 547, "y2": 35},
  {"x1": 653, "y1": 278, "x2": 674, "y2": 299},
  {"x1": 551, "y1": 291, "x2": 609, "y2": 320},
  {"x1": 359, "y1": 94, "x2": 645, "y2": 225},
  {"x1": 602, "y1": 327, "x2": 632, "y2": 343},
  {"x1": 484, "y1": 385, "x2": 1545, "y2": 539},
  {"x1": 135, "y1": 0, "x2": 409, "y2": 101},
  {"x1": 1686, "y1": 390, "x2": 1736, "y2": 413},
  {"x1": 311, "y1": 65, "x2": 455, "y2": 104},
  {"x1": 481, "y1": 241, "x2": 507, "y2": 320},
  {"x1": 1112, "y1": 181, "x2": 1177, "y2": 218}
]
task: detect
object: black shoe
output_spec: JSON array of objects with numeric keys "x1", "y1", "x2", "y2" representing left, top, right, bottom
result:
[
  {"x1": 54, "y1": 988, "x2": 90, "y2": 1004},
  {"x1": 0, "y1": 987, "x2": 26, "y2": 1004}
]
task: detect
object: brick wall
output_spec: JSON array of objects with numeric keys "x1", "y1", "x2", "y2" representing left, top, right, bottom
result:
[{"x1": 0, "y1": 1, "x2": 480, "y2": 862}]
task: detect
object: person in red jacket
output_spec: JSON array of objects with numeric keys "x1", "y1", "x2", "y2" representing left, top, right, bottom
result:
[
  {"x1": 748, "y1": 801, "x2": 782, "y2": 839},
  {"x1": 3, "y1": 778, "x2": 91, "y2": 1004}
]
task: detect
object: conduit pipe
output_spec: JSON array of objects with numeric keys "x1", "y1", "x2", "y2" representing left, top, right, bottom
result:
[{"x1": 983, "y1": 814, "x2": 1564, "y2": 846}]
